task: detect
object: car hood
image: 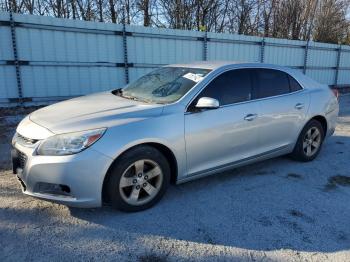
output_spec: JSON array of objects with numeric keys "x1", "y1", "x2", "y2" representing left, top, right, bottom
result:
[{"x1": 29, "y1": 91, "x2": 164, "y2": 134}]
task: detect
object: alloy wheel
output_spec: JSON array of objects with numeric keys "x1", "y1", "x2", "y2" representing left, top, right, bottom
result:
[
  {"x1": 303, "y1": 127, "x2": 321, "y2": 157},
  {"x1": 119, "y1": 159, "x2": 163, "y2": 206}
]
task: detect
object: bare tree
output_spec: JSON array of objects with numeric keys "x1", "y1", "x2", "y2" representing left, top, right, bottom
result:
[
  {"x1": 137, "y1": 0, "x2": 151, "y2": 26},
  {"x1": 108, "y1": 0, "x2": 117, "y2": 23},
  {"x1": 1, "y1": 0, "x2": 349, "y2": 44},
  {"x1": 313, "y1": 0, "x2": 350, "y2": 43}
]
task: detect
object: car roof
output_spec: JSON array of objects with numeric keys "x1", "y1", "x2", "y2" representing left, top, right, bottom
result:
[
  {"x1": 165, "y1": 61, "x2": 325, "y2": 89},
  {"x1": 166, "y1": 61, "x2": 293, "y2": 71},
  {"x1": 166, "y1": 61, "x2": 244, "y2": 70}
]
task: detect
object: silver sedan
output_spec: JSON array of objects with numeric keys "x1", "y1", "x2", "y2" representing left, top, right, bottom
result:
[{"x1": 11, "y1": 61, "x2": 339, "y2": 211}]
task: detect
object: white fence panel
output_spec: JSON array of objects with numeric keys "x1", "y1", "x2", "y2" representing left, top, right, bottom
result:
[
  {"x1": 264, "y1": 39, "x2": 305, "y2": 67},
  {"x1": 0, "y1": 11, "x2": 350, "y2": 105},
  {"x1": 0, "y1": 67, "x2": 17, "y2": 98},
  {"x1": 128, "y1": 25, "x2": 203, "y2": 65},
  {"x1": 338, "y1": 70, "x2": 350, "y2": 85},
  {"x1": 308, "y1": 42, "x2": 339, "y2": 67},
  {"x1": 307, "y1": 69, "x2": 336, "y2": 86},
  {"x1": 340, "y1": 46, "x2": 350, "y2": 67},
  {"x1": 207, "y1": 32, "x2": 261, "y2": 62}
]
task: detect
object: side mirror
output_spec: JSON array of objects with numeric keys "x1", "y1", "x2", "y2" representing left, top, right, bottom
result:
[{"x1": 195, "y1": 97, "x2": 220, "y2": 109}]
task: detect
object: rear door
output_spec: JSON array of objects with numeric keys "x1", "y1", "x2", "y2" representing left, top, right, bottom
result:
[{"x1": 254, "y1": 69, "x2": 309, "y2": 152}]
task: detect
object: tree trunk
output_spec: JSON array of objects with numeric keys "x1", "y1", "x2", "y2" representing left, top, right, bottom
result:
[{"x1": 109, "y1": 0, "x2": 116, "y2": 23}]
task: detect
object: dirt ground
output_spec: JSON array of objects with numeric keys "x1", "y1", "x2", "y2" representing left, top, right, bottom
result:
[{"x1": 0, "y1": 95, "x2": 350, "y2": 261}]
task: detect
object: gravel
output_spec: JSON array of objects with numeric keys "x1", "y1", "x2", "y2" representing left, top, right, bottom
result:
[{"x1": 1, "y1": 95, "x2": 350, "y2": 262}]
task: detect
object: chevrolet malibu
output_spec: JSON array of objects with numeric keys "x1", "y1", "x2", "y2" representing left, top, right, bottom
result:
[{"x1": 11, "y1": 61, "x2": 339, "y2": 211}]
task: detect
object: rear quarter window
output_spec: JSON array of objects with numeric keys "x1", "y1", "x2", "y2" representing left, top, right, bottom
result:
[{"x1": 288, "y1": 75, "x2": 303, "y2": 92}]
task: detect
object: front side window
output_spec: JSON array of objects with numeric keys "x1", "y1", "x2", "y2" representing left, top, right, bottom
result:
[
  {"x1": 197, "y1": 69, "x2": 253, "y2": 106},
  {"x1": 113, "y1": 67, "x2": 211, "y2": 104},
  {"x1": 255, "y1": 69, "x2": 290, "y2": 98}
]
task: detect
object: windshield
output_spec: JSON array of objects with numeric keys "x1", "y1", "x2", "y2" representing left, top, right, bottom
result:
[{"x1": 114, "y1": 67, "x2": 211, "y2": 104}]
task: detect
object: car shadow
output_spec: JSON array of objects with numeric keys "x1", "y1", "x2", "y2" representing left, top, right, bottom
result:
[{"x1": 69, "y1": 134, "x2": 350, "y2": 253}]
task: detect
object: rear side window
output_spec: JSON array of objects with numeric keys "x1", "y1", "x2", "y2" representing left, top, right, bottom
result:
[
  {"x1": 255, "y1": 69, "x2": 290, "y2": 98},
  {"x1": 199, "y1": 69, "x2": 253, "y2": 106},
  {"x1": 288, "y1": 75, "x2": 303, "y2": 92}
]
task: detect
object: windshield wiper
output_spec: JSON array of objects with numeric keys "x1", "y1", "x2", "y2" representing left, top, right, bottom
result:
[
  {"x1": 127, "y1": 95, "x2": 153, "y2": 104},
  {"x1": 112, "y1": 88, "x2": 123, "y2": 96},
  {"x1": 112, "y1": 89, "x2": 135, "y2": 100},
  {"x1": 112, "y1": 89, "x2": 153, "y2": 104}
]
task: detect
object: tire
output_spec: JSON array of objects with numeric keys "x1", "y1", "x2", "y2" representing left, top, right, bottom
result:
[
  {"x1": 107, "y1": 145, "x2": 170, "y2": 212},
  {"x1": 291, "y1": 119, "x2": 325, "y2": 162}
]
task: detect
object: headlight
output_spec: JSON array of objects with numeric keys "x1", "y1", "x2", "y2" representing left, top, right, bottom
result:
[{"x1": 37, "y1": 128, "x2": 106, "y2": 156}]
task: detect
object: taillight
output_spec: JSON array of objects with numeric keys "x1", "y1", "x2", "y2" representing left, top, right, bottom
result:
[{"x1": 331, "y1": 88, "x2": 339, "y2": 101}]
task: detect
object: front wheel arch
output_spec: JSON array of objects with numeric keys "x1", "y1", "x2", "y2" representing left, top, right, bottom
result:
[{"x1": 101, "y1": 142, "x2": 178, "y2": 204}]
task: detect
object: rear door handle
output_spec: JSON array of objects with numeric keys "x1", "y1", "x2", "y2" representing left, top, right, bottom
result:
[
  {"x1": 295, "y1": 103, "x2": 304, "y2": 110},
  {"x1": 244, "y1": 114, "x2": 258, "y2": 121}
]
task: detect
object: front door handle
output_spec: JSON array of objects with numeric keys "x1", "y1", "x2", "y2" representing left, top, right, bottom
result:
[
  {"x1": 244, "y1": 114, "x2": 258, "y2": 121},
  {"x1": 295, "y1": 103, "x2": 304, "y2": 110}
]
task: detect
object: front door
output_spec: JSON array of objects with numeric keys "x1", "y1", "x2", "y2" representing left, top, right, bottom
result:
[{"x1": 184, "y1": 69, "x2": 260, "y2": 176}]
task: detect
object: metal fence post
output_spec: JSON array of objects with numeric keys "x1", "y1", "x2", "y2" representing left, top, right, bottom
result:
[
  {"x1": 303, "y1": 41, "x2": 309, "y2": 74},
  {"x1": 260, "y1": 38, "x2": 265, "y2": 63},
  {"x1": 203, "y1": 30, "x2": 208, "y2": 61},
  {"x1": 9, "y1": 10, "x2": 23, "y2": 104},
  {"x1": 122, "y1": 19, "x2": 129, "y2": 84},
  {"x1": 334, "y1": 45, "x2": 342, "y2": 86}
]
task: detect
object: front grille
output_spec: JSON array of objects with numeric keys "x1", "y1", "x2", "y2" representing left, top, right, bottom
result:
[
  {"x1": 17, "y1": 150, "x2": 27, "y2": 169},
  {"x1": 15, "y1": 133, "x2": 39, "y2": 146}
]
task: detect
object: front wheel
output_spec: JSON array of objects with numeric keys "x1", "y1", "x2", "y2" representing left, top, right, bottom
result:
[
  {"x1": 107, "y1": 145, "x2": 170, "y2": 212},
  {"x1": 291, "y1": 119, "x2": 325, "y2": 162}
]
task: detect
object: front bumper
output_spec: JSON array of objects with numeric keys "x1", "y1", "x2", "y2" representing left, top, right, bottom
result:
[{"x1": 12, "y1": 142, "x2": 113, "y2": 208}]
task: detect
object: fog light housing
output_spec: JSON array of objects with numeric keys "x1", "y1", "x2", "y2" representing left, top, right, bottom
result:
[{"x1": 34, "y1": 182, "x2": 71, "y2": 196}]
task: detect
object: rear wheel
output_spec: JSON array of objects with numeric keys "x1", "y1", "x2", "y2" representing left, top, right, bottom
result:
[
  {"x1": 291, "y1": 119, "x2": 324, "y2": 162},
  {"x1": 107, "y1": 145, "x2": 170, "y2": 212}
]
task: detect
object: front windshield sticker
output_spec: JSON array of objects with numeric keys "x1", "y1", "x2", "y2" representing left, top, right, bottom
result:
[{"x1": 182, "y1": 72, "x2": 204, "y2": 83}]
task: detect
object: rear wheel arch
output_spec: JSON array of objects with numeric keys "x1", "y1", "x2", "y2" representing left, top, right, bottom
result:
[
  {"x1": 291, "y1": 117, "x2": 326, "y2": 161},
  {"x1": 310, "y1": 115, "x2": 327, "y2": 135},
  {"x1": 296, "y1": 115, "x2": 327, "y2": 143},
  {"x1": 102, "y1": 142, "x2": 178, "y2": 204}
]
